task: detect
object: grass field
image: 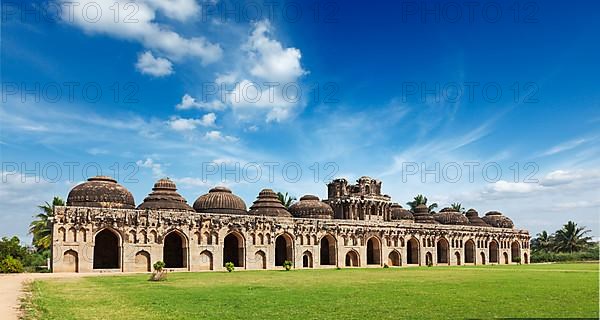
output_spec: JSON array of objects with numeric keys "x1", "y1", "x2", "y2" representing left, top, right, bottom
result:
[{"x1": 23, "y1": 263, "x2": 599, "y2": 319}]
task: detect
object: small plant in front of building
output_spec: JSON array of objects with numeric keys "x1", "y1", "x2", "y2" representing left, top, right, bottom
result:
[
  {"x1": 282, "y1": 260, "x2": 293, "y2": 271},
  {"x1": 225, "y1": 262, "x2": 235, "y2": 272},
  {"x1": 513, "y1": 256, "x2": 521, "y2": 265},
  {"x1": 427, "y1": 261, "x2": 433, "y2": 267},
  {"x1": 0, "y1": 255, "x2": 24, "y2": 273},
  {"x1": 383, "y1": 264, "x2": 389, "y2": 268},
  {"x1": 149, "y1": 260, "x2": 167, "y2": 281}
]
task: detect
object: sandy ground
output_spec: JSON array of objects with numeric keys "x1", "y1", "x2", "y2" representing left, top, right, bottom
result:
[{"x1": 0, "y1": 272, "x2": 135, "y2": 320}]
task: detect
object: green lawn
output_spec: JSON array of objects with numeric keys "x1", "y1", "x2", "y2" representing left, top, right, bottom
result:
[{"x1": 24, "y1": 263, "x2": 599, "y2": 319}]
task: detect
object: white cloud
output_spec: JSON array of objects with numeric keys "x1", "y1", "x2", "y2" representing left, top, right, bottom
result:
[
  {"x1": 204, "y1": 130, "x2": 238, "y2": 142},
  {"x1": 58, "y1": 0, "x2": 222, "y2": 64},
  {"x1": 136, "y1": 158, "x2": 165, "y2": 178},
  {"x1": 541, "y1": 138, "x2": 589, "y2": 156},
  {"x1": 175, "y1": 94, "x2": 226, "y2": 111},
  {"x1": 168, "y1": 113, "x2": 217, "y2": 131},
  {"x1": 135, "y1": 51, "x2": 173, "y2": 77},
  {"x1": 245, "y1": 20, "x2": 307, "y2": 83}
]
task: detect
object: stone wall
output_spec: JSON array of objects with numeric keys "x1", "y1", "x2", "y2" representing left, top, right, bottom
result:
[{"x1": 51, "y1": 206, "x2": 531, "y2": 273}]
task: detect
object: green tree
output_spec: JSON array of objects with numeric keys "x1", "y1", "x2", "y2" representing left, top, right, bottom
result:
[
  {"x1": 29, "y1": 197, "x2": 64, "y2": 252},
  {"x1": 450, "y1": 202, "x2": 465, "y2": 213},
  {"x1": 406, "y1": 194, "x2": 438, "y2": 213},
  {"x1": 553, "y1": 221, "x2": 592, "y2": 253},
  {"x1": 277, "y1": 192, "x2": 296, "y2": 209},
  {"x1": 531, "y1": 230, "x2": 553, "y2": 252},
  {"x1": 0, "y1": 236, "x2": 28, "y2": 261}
]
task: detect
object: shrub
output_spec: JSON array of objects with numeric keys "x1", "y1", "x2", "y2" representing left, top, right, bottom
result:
[
  {"x1": 427, "y1": 260, "x2": 433, "y2": 267},
  {"x1": 531, "y1": 248, "x2": 599, "y2": 263},
  {"x1": 149, "y1": 261, "x2": 167, "y2": 281},
  {"x1": 225, "y1": 262, "x2": 235, "y2": 272},
  {"x1": 1, "y1": 255, "x2": 25, "y2": 273},
  {"x1": 282, "y1": 260, "x2": 293, "y2": 271},
  {"x1": 383, "y1": 264, "x2": 389, "y2": 268},
  {"x1": 513, "y1": 256, "x2": 521, "y2": 264}
]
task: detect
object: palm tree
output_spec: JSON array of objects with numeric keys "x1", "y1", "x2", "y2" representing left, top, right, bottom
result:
[
  {"x1": 450, "y1": 202, "x2": 465, "y2": 213},
  {"x1": 553, "y1": 221, "x2": 592, "y2": 253},
  {"x1": 531, "y1": 230, "x2": 553, "y2": 252},
  {"x1": 29, "y1": 197, "x2": 64, "y2": 252},
  {"x1": 277, "y1": 192, "x2": 296, "y2": 209},
  {"x1": 406, "y1": 194, "x2": 438, "y2": 213}
]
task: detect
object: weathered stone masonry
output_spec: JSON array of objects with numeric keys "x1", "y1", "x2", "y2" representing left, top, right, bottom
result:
[{"x1": 51, "y1": 176, "x2": 530, "y2": 273}]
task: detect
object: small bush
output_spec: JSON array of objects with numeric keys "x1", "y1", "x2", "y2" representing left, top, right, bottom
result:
[
  {"x1": 383, "y1": 264, "x2": 389, "y2": 268},
  {"x1": 0, "y1": 255, "x2": 24, "y2": 273},
  {"x1": 225, "y1": 262, "x2": 235, "y2": 272},
  {"x1": 513, "y1": 256, "x2": 521, "y2": 264},
  {"x1": 427, "y1": 260, "x2": 433, "y2": 267},
  {"x1": 149, "y1": 260, "x2": 167, "y2": 282},
  {"x1": 282, "y1": 260, "x2": 293, "y2": 271}
]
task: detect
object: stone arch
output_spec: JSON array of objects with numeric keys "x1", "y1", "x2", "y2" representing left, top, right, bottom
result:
[
  {"x1": 211, "y1": 232, "x2": 219, "y2": 245},
  {"x1": 464, "y1": 239, "x2": 476, "y2": 264},
  {"x1": 257, "y1": 233, "x2": 264, "y2": 245},
  {"x1": 134, "y1": 250, "x2": 151, "y2": 272},
  {"x1": 58, "y1": 227, "x2": 66, "y2": 242},
  {"x1": 139, "y1": 230, "x2": 147, "y2": 244},
  {"x1": 202, "y1": 231, "x2": 210, "y2": 245},
  {"x1": 128, "y1": 230, "x2": 136, "y2": 243},
  {"x1": 163, "y1": 230, "x2": 188, "y2": 268},
  {"x1": 63, "y1": 250, "x2": 78, "y2": 272},
  {"x1": 80, "y1": 229, "x2": 87, "y2": 242},
  {"x1": 275, "y1": 233, "x2": 294, "y2": 266},
  {"x1": 425, "y1": 252, "x2": 433, "y2": 265},
  {"x1": 68, "y1": 227, "x2": 77, "y2": 242},
  {"x1": 149, "y1": 230, "x2": 157, "y2": 243},
  {"x1": 305, "y1": 234, "x2": 310, "y2": 245},
  {"x1": 319, "y1": 234, "x2": 337, "y2": 265},
  {"x1": 523, "y1": 252, "x2": 529, "y2": 264},
  {"x1": 511, "y1": 241, "x2": 521, "y2": 263},
  {"x1": 503, "y1": 252, "x2": 509, "y2": 264},
  {"x1": 93, "y1": 228, "x2": 121, "y2": 269},
  {"x1": 406, "y1": 237, "x2": 420, "y2": 265},
  {"x1": 254, "y1": 250, "x2": 266, "y2": 269},
  {"x1": 366, "y1": 236, "x2": 382, "y2": 265},
  {"x1": 480, "y1": 252, "x2": 486, "y2": 265},
  {"x1": 345, "y1": 249, "x2": 359, "y2": 267},
  {"x1": 436, "y1": 238, "x2": 450, "y2": 264},
  {"x1": 194, "y1": 231, "x2": 202, "y2": 245},
  {"x1": 388, "y1": 250, "x2": 401, "y2": 266},
  {"x1": 489, "y1": 240, "x2": 499, "y2": 263},
  {"x1": 199, "y1": 250, "x2": 213, "y2": 270},
  {"x1": 302, "y1": 251, "x2": 313, "y2": 268},
  {"x1": 455, "y1": 251, "x2": 461, "y2": 265},
  {"x1": 223, "y1": 231, "x2": 245, "y2": 267}
]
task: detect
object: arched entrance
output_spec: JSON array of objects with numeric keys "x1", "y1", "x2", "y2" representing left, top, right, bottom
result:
[
  {"x1": 436, "y1": 238, "x2": 449, "y2": 264},
  {"x1": 320, "y1": 234, "x2": 336, "y2": 265},
  {"x1": 511, "y1": 241, "x2": 521, "y2": 263},
  {"x1": 223, "y1": 232, "x2": 245, "y2": 267},
  {"x1": 524, "y1": 252, "x2": 529, "y2": 264},
  {"x1": 489, "y1": 240, "x2": 499, "y2": 263},
  {"x1": 480, "y1": 252, "x2": 486, "y2": 265},
  {"x1": 134, "y1": 251, "x2": 150, "y2": 272},
  {"x1": 199, "y1": 250, "x2": 213, "y2": 270},
  {"x1": 455, "y1": 251, "x2": 461, "y2": 265},
  {"x1": 425, "y1": 252, "x2": 433, "y2": 266},
  {"x1": 93, "y1": 229, "x2": 120, "y2": 269},
  {"x1": 388, "y1": 250, "x2": 401, "y2": 266},
  {"x1": 275, "y1": 233, "x2": 293, "y2": 266},
  {"x1": 164, "y1": 231, "x2": 187, "y2": 268},
  {"x1": 302, "y1": 251, "x2": 313, "y2": 268},
  {"x1": 345, "y1": 250, "x2": 359, "y2": 267},
  {"x1": 407, "y1": 238, "x2": 419, "y2": 265},
  {"x1": 464, "y1": 240, "x2": 475, "y2": 264},
  {"x1": 503, "y1": 252, "x2": 509, "y2": 264},
  {"x1": 367, "y1": 237, "x2": 382, "y2": 265},
  {"x1": 63, "y1": 250, "x2": 78, "y2": 272},
  {"x1": 254, "y1": 250, "x2": 266, "y2": 269}
]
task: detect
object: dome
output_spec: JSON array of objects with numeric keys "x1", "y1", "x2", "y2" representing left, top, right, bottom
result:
[
  {"x1": 137, "y1": 178, "x2": 193, "y2": 212},
  {"x1": 482, "y1": 211, "x2": 514, "y2": 228},
  {"x1": 67, "y1": 176, "x2": 135, "y2": 209},
  {"x1": 288, "y1": 195, "x2": 333, "y2": 219},
  {"x1": 465, "y1": 209, "x2": 489, "y2": 227},
  {"x1": 390, "y1": 203, "x2": 414, "y2": 221},
  {"x1": 434, "y1": 207, "x2": 469, "y2": 225},
  {"x1": 412, "y1": 204, "x2": 438, "y2": 224},
  {"x1": 248, "y1": 189, "x2": 292, "y2": 217},
  {"x1": 193, "y1": 186, "x2": 247, "y2": 215}
]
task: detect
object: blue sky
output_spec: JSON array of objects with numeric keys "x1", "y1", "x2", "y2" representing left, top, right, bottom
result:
[{"x1": 1, "y1": 0, "x2": 599, "y2": 242}]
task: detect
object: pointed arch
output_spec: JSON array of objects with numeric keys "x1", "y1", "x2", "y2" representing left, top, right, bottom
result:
[
  {"x1": 345, "y1": 249, "x2": 359, "y2": 267},
  {"x1": 489, "y1": 240, "x2": 499, "y2": 263},
  {"x1": 511, "y1": 241, "x2": 521, "y2": 263},
  {"x1": 223, "y1": 231, "x2": 245, "y2": 267},
  {"x1": 254, "y1": 250, "x2": 266, "y2": 269},
  {"x1": 455, "y1": 251, "x2": 461, "y2": 265},
  {"x1": 464, "y1": 239, "x2": 476, "y2": 264},
  {"x1": 275, "y1": 233, "x2": 294, "y2": 266},
  {"x1": 406, "y1": 237, "x2": 420, "y2": 265},
  {"x1": 199, "y1": 250, "x2": 214, "y2": 270},
  {"x1": 93, "y1": 228, "x2": 121, "y2": 269},
  {"x1": 480, "y1": 252, "x2": 486, "y2": 265},
  {"x1": 163, "y1": 230, "x2": 188, "y2": 268},
  {"x1": 366, "y1": 236, "x2": 382, "y2": 265},
  {"x1": 436, "y1": 238, "x2": 450, "y2": 264},
  {"x1": 62, "y1": 250, "x2": 78, "y2": 272},
  {"x1": 319, "y1": 234, "x2": 337, "y2": 265},
  {"x1": 388, "y1": 250, "x2": 401, "y2": 266},
  {"x1": 134, "y1": 250, "x2": 151, "y2": 272},
  {"x1": 302, "y1": 251, "x2": 313, "y2": 268}
]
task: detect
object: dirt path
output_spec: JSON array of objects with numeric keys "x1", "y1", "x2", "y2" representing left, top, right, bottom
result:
[{"x1": 0, "y1": 272, "x2": 126, "y2": 320}]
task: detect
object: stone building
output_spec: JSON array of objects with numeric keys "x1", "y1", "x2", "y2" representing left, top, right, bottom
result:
[{"x1": 51, "y1": 176, "x2": 531, "y2": 273}]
